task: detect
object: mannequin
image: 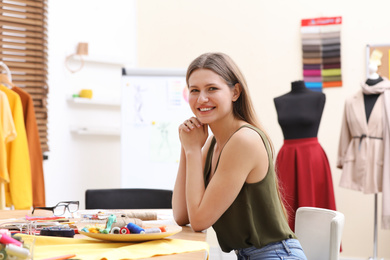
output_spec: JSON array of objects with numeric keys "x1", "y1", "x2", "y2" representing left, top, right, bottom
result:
[
  {"x1": 364, "y1": 62, "x2": 382, "y2": 122},
  {"x1": 274, "y1": 80, "x2": 325, "y2": 139},
  {"x1": 274, "y1": 81, "x2": 336, "y2": 231},
  {"x1": 338, "y1": 62, "x2": 390, "y2": 258}
]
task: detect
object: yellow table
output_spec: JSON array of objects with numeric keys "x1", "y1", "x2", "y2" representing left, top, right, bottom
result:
[{"x1": 0, "y1": 210, "x2": 208, "y2": 260}]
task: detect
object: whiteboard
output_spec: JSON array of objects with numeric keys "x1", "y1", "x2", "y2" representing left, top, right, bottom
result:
[{"x1": 121, "y1": 68, "x2": 192, "y2": 190}]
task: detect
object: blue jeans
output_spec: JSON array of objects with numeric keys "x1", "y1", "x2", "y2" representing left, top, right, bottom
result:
[{"x1": 234, "y1": 239, "x2": 307, "y2": 260}]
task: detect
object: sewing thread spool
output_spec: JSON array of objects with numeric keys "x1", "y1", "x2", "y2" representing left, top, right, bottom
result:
[
  {"x1": 126, "y1": 223, "x2": 145, "y2": 234},
  {"x1": 0, "y1": 248, "x2": 7, "y2": 260},
  {"x1": 5, "y1": 244, "x2": 30, "y2": 258},
  {"x1": 120, "y1": 227, "x2": 130, "y2": 234},
  {"x1": 110, "y1": 227, "x2": 121, "y2": 234},
  {"x1": 144, "y1": 228, "x2": 161, "y2": 234},
  {"x1": 159, "y1": 226, "x2": 166, "y2": 232},
  {"x1": 0, "y1": 234, "x2": 22, "y2": 247}
]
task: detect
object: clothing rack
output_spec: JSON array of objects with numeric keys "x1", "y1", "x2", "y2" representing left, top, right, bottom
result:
[
  {"x1": 0, "y1": 61, "x2": 12, "y2": 82},
  {"x1": 369, "y1": 194, "x2": 384, "y2": 260}
]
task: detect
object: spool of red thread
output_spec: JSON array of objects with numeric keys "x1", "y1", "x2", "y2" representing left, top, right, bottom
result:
[
  {"x1": 120, "y1": 227, "x2": 130, "y2": 234},
  {"x1": 0, "y1": 234, "x2": 22, "y2": 247}
]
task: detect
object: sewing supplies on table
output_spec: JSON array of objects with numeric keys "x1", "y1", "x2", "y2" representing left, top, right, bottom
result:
[
  {"x1": 0, "y1": 233, "x2": 31, "y2": 260},
  {"x1": 79, "y1": 214, "x2": 166, "y2": 236}
]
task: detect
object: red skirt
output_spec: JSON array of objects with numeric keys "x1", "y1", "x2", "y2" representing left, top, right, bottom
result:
[{"x1": 276, "y1": 137, "x2": 337, "y2": 231}]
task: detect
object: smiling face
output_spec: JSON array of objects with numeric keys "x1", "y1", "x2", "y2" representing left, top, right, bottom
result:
[{"x1": 188, "y1": 69, "x2": 239, "y2": 125}]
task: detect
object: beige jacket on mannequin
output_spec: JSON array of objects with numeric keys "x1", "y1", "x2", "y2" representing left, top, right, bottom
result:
[{"x1": 337, "y1": 89, "x2": 384, "y2": 194}]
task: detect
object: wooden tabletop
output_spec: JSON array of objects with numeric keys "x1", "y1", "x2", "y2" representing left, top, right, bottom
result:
[{"x1": 0, "y1": 210, "x2": 208, "y2": 260}]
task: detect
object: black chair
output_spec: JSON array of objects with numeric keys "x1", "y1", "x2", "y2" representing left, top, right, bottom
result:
[{"x1": 85, "y1": 188, "x2": 173, "y2": 210}]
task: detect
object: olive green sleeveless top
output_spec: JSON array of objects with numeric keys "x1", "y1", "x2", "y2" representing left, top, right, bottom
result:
[{"x1": 204, "y1": 124, "x2": 296, "y2": 252}]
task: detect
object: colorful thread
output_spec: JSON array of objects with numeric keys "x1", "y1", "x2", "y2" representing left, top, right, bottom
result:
[
  {"x1": 102, "y1": 214, "x2": 117, "y2": 234},
  {"x1": 144, "y1": 228, "x2": 161, "y2": 234},
  {"x1": 126, "y1": 223, "x2": 145, "y2": 234},
  {"x1": 110, "y1": 227, "x2": 121, "y2": 234},
  {"x1": 120, "y1": 227, "x2": 130, "y2": 234}
]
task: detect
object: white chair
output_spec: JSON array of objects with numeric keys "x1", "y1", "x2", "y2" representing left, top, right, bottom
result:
[{"x1": 295, "y1": 207, "x2": 345, "y2": 260}]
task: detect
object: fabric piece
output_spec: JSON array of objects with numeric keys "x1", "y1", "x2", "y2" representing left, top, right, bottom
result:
[
  {"x1": 322, "y1": 44, "x2": 340, "y2": 52},
  {"x1": 13, "y1": 86, "x2": 45, "y2": 207},
  {"x1": 305, "y1": 82, "x2": 322, "y2": 88},
  {"x1": 303, "y1": 58, "x2": 322, "y2": 64},
  {"x1": 322, "y1": 69, "x2": 341, "y2": 77},
  {"x1": 0, "y1": 85, "x2": 32, "y2": 209},
  {"x1": 303, "y1": 76, "x2": 322, "y2": 82},
  {"x1": 303, "y1": 70, "x2": 321, "y2": 76},
  {"x1": 302, "y1": 45, "x2": 321, "y2": 52},
  {"x1": 302, "y1": 38, "x2": 321, "y2": 45},
  {"x1": 303, "y1": 64, "x2": 321, "y2": 70},
  {"x1": 323, "y1": 75, "x2": 342, "y2": 82},
  {"x1": 18, "y1": 235, "x2": 209, "y2": 260},
  {"x1": 323, "y1": 81, "x2": 343, "y2": 88},
  {"x1": 322, "y1": 37, "x2": 340, "y2": 45},
  {"x1": 302, "y1": 52, "x2": 321, "y2": 59},
  {"x1": 323, "y1": 63, "x2": 341, "y2": 69},
  {"x1": 323, "y1": 57, "x2": 341, "y2": 64},
  {"x1": 276, "y1": 137, "x2": 337, "y2": 231},
  {"x1": 322, "y1": 50, "x2": 341, "y2": 58}
]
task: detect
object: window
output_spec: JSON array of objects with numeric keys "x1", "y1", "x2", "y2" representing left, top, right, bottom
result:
[{"x1": 0, "y1": 0, "x2": 48, "y2": 152}]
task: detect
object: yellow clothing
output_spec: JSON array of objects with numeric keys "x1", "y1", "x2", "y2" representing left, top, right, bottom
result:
[
  {"x1": 0, "y1": 90, "x2": 17, "y2": 209},
  {"x1": 0, "y1": 85, "x2": 32, "y2": 209}
]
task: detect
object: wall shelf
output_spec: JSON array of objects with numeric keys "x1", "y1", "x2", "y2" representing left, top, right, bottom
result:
[
  {"x1": 70, "y1": 126, "x2": 120, "y2": 136},
  {"x1": 67, "y1": 97, "x2": 121, "y2": 107},
  {"x1": 69, "y1": 55, "x2": 126, "y2": 67}
]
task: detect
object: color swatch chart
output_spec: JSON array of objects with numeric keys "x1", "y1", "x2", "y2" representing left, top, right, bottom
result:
[{"x1": 301, "y1": 16, "x2": 342, "y2": 91}]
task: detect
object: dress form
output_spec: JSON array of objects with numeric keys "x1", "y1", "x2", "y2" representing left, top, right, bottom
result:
[
  {"x1": 274, "y1": 80, "x2": 325, "y2": 139},
  {"x1": 364, "y1": 62, "x2": 382, "y2": 122},
  {"x1": 273, "y1": 80, "x2": 336, "y2": 231}
]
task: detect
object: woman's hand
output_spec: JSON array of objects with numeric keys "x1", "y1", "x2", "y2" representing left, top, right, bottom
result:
[{"x1": 179, "y1": 117, "x2": 208, "y2": 152}]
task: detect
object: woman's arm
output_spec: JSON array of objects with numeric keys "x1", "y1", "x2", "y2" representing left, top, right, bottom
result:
[
  {"x1": 183, "y1": 128, "x2": 268, "y2": 231},
  {"x1": 172, "y1": 146, "x2": 189, "y2": 225}
]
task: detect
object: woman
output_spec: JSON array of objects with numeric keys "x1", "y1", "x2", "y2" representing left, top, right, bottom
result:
[{"x1": 172, "y1": 52, "x2": 307, "y2": 259}]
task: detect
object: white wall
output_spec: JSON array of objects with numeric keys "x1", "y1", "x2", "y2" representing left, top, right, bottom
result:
[
  {"x1": 136, "y1": 0, "x2": 390, "y2": 259},
  {"x1": 46, "y1": 0, "x2": 136, "y2": 209}
]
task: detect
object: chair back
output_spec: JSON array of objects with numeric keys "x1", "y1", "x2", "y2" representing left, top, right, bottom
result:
[
  {"x1": 85, "y1": 188, "x2": 172, "y2": 209},
  {"x1": 295, "y1": 207, "x2": 344, "y2": 260}
]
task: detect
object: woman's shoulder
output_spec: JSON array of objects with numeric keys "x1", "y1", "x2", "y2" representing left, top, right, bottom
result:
[{"x1": 228, "y1": 125, "x2": 266, "y2": 149}]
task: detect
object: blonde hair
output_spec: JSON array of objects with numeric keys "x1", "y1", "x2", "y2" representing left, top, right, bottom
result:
[{"x1": 186, "y1": 52, "x2": 288, "y2": 220}]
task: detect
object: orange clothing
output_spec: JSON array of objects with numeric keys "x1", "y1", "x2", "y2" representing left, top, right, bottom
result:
[
  {"x1": 13, "y1": 86, "x2": 46, "y2": 207},
  {"x1": 0, "y1": 85, "x2": 32, "y2": 209}
]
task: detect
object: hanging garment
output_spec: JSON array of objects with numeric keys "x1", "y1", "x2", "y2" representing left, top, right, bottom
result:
[
  {"x1": 337, "y1": 89, "x2": 384, "y2": 194},
  {"x1": 276, "y1": 137, "x2": 337, "y2": 231},
  {"x1": 383, "y1": 89, "x2": 390, "y2": 229},
  {"x1": 344, "y1": 79, "x2": 390, "y2": 229},
  {"x1": 0, "y1": 90, "x2": 17, "y2": 209},
  {"x1": 13, "y1": 86, "x2": 46, "y2": 207},
  {"x1": 0, "y1": 85, "x2": 32, "y2": 209}
]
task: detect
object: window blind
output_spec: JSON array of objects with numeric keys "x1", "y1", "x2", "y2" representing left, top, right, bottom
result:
[{"x1": 0, "y1": 0, "x2": 48, "y2": 152}]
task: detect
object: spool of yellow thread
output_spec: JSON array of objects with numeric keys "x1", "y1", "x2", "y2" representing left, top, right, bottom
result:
[{"x1": 79, "y1": 89, "x2": 93, "y2": 99}]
